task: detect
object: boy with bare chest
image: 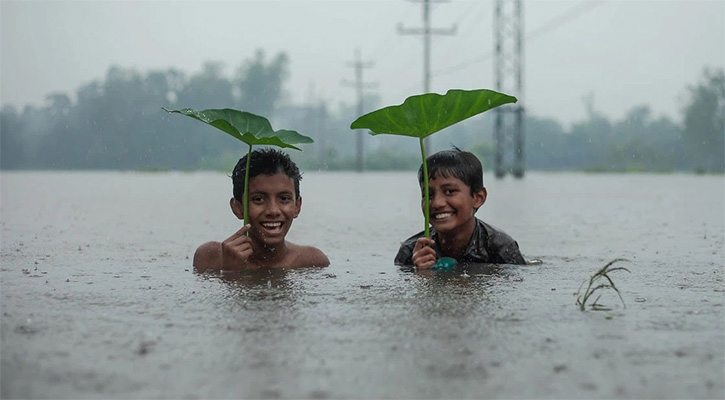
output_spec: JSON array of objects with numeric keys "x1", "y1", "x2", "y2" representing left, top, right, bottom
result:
[{"x1": 194, "y1": 148, "x2": 329, "y2": 271}]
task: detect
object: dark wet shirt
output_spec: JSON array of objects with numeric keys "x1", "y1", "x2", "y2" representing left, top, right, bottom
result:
[{"x1": 394, "y1": 218, "x2": 526, "y2": 266}]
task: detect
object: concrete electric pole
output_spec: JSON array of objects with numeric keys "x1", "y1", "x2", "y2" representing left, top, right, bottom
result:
[
  {"x1": 343, "y1": 48, "x2": 376, "y2": 172},
  {"x1": 398, "y1": 0, "x2": 457, "y2": 153}
]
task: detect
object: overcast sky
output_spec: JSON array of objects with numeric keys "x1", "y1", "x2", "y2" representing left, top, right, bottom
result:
[{"x1": 1, "y1": 0, "x2": 723, "y2": 127}]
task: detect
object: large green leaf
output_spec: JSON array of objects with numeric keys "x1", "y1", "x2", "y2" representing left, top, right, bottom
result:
[
  {"x1": 350, "y1": 89, "x2": 517, "y2": 138},
  {"x1": 163, "y1": 108, "x2": 313, "y2": 150}
]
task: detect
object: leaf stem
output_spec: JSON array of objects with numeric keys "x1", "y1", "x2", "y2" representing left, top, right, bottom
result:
[
  {"x1": 243, "y1": 144, "x2": 252, "y2": 228},
  {"x1": 419, "y1": 137, "x2": 430, "y2": 238}
]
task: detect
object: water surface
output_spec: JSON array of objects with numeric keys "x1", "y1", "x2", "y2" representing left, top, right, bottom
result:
[{"x1": 1, "y1": 171, "x2": 723, "y2": 398}]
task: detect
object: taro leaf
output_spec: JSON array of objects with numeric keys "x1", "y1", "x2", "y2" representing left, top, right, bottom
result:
[
  {"x1": 163, "y1": 108, "x2": 313, "y2": 150},
  {"x1": 350, "y1": 89, "x2": 517, "y2": 138},
  {"x1": 164, "y1": 107, "x2": 313, "y2": 238},
  {"x1": 349, "y1": 89, "x2": 517, "y2": 240}
]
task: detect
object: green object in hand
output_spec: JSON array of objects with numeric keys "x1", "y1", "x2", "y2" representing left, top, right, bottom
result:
[
  {"x1": 350, "y1": 89, "x2": 517, "y2": 239},
  {"x1": 432, "y1": 257, "x2": 458, "y2": 271}
]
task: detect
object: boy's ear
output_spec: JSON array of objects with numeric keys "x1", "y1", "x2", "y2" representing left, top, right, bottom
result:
[
  {"x1": 293, "y1": 196, "x2": 302, "y2": 219},
  {"x1": 230, "y1": 197, "x2": 244, "y2": 220},
  {"x1": 473, "y1": 188, "x2": 487, "y2": 211}
]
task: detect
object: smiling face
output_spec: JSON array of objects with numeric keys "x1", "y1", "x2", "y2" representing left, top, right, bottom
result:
[
  {"x1": 423, "y1": 174, "x2": 487, "y2": 236},
  {"x1": 231, "y1": 172, "x2": 301, "y2": 247}
]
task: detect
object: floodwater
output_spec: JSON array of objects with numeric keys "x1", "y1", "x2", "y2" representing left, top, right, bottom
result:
[{"x1": 1, "y1": 171, "x2": 723, "y2": 399}]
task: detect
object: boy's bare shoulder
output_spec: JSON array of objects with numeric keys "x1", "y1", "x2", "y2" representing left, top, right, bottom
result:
[
  {"x1": 192, "y1": 240, "x2": 328, "y2": 269},
  {"x1": 193, "y1": 241, "x2": 222, "y2": 270},
  {"x1": 287, "y1": 242, "x2": 330, "y2": 268}
]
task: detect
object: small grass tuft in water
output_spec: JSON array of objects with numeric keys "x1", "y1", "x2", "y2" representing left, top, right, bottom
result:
[{"x1": 576, "y1": 258, "x2": 630, "y2": 311}]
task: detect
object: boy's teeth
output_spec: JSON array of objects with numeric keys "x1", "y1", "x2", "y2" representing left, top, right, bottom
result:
[
  {"x1": 262, "y1": 222, "x2": 282, "y2": 228},
  {"x1": 435, "y1": 213, "x2": 452, "y2": 219}
]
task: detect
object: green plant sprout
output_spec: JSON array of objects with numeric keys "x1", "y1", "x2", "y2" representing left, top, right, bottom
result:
[
  {"x1": 350, "y1": 89, "x2": 516, "y2": 247},
  {"x1": 163, "y1": 108, "x2": 313, "y2": 224},
  {"x1": 576, "y1": 258, "x2": 631, "y2": 311}
]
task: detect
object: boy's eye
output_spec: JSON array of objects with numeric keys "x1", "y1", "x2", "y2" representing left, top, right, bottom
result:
[
  {"x1": 251, "y1": 196, "x2": 265, "y2": 203},
  {"x1": 279, "y1": 195, "x2": 292, "y2": 203},
  {"x1": 445, "y1": 189, "x2": 457, "y2": 195}
]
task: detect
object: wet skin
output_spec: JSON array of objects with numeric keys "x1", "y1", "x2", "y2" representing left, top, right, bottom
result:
[
  {"x1": 241, "y1": 172, "x2": 301, "y2": 248},
  {"x1": 411, "y1": 175, "x2": 487, "y2": 269},
  {"x1": 193, "y1": 172, "x2": 329, "y2": 271},
  {"x1": 225, "y1": 172, "x2": 301, "y2": 269}
]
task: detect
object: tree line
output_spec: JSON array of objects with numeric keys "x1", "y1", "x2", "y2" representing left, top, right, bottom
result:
[{"x1": 1, "y1": 50, "x2": 722, "y2": 173}]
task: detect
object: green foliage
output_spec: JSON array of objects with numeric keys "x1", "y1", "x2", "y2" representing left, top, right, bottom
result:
[
  {"x1": 350, "y1": 89, "x2": 517, "y2": 139},
  {"x1": 363, "y1": 149, "x2": 421, "y2": 171},
  {"x1": 682, "y1": 67, "x2": 725, "y2": 173},
  {"x1": 0, "y1": 105, "x2": 25, "y2": 169},
  {"x1": 0, "y1": 50, "x2": 290, "y2": 171},
  {"x1": 576, "y1": 259, "x2": 630, "y2": 311},
  {"x1": 197, "y1": 150, "x2": 241, "y2": 171},
  {"x1": 164, "y1": 107, "x2": 313, "y2": 223},
  {"x1": 237, "y1": 50, "x2": 289, "y2": 117},
  {"x1": 525, "y1": 106, "x2": 687, "y2": 172},
  {"x1": 0, "y1": 57, "x2": 720, "y2": 174},
  {"x1": 176, "y1": 62, "x2": 235, "y2": 110},
  {"x1": 162, "y1": 108, "x2": 313, "y2": 150},
  {"x1": 469, "y1": 139, "x2": 494, "y2": 172},
  {"x1": 350, "y1": 89, "x2": 517, "y2": 237}
]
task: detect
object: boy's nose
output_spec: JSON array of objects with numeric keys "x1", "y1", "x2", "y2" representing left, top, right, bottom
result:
[
  {"x1": 430, "y1": 193, "x2": 445, "y2": 208},
  {"x1": 265, "y1": 201, "x2": 282, "y2": 215}
]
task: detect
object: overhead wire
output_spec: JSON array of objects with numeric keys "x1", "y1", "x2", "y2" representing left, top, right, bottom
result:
[
  {"x1": 361, "y1": 3, "x2": 424, "y2": 102},
  {"x1": 430, "y1": 0, "x2": 608, "y2": 77},
  {"x1": 437, "y1": 1, "x2": 489, "y2": 64},
  {"x1": 525, "y1": 0, "x2": 607, "y2": 42},
  {"x1": 396, "y1": 0, "x2": 487, "y2": 96}
]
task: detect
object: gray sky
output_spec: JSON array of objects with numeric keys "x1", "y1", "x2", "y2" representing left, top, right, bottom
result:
[{"x1": 1, "y1": 0, "x2": 723, "y2": 127}]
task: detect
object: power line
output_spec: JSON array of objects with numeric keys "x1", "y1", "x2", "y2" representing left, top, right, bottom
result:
[
  {"x1": 431, "y1": 0, "x2": 608, "y2": 77},
  {"x1": 438, "y1": 1, "x2": 489, "y2": 63},
  {"x1": 525, "y1": 0, "x2": 607, "y2": 42}
]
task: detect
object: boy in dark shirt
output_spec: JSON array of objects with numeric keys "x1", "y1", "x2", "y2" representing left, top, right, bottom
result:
[
  {"x1": 395, "y1": 148, "x2": 525, "y2": 268},
  {"x1": 194, "y1": 148, "x2": 329, "y2": 271}
]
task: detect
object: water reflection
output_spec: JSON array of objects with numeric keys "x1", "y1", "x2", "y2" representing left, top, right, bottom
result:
[
  {"x1": 401, "y1": 262, "x2": 522, "y2": 280},
  {"x1": 195, "y1": 268, "x2": 297, "y2": 302}
]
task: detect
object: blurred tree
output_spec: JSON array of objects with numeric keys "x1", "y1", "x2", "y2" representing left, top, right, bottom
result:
[
  {"x1": 1, "y1": 59, "x2": 717, "y2": 173},
  {"x1": 0, "y1": 106, "x2": 25, "y2": 169},
  {"x1": 525, "y1": 115, "x2": 567, "y2": 170},
  {"x1": 177, "y1": 61, "x2": 234, "y2": 110},
  {"x1": 237, "y1": 49, "x2": 289, "y2": 117},
  {"x1": 470, "y1": 138, "x2": 494, "y2": 172},
  {"x1": 568, "y1": 105, "x2": 612, "y2": 169},
  {"x1": 682, "y1": 67, "x2": 725, "y2": 172},
  {"x1": 608, "y1": 105, "x2": 685, "y2": 171},
  {"x1": 46, "y1": 93, "x2": 72, "y2": 117}
]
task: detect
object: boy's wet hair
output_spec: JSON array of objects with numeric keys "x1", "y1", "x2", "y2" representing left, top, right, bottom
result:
[
  {"x1": 418, "y1": 147, "x2": 484, "y2": 195},
  {"x1": 232, "y1": 148, "x2": 302, "y2": 201}
]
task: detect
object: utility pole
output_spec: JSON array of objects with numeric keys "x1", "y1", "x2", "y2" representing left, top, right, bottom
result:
[
  {"x1": 494, "y1": 0, "x2": 525, "y2": 179},
  {"x1": 342, "y1": 48, "x2": 376, "y2": 172},
  {"x1": 398, "y1": 0, "x2": 457, "y2": 153}
]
